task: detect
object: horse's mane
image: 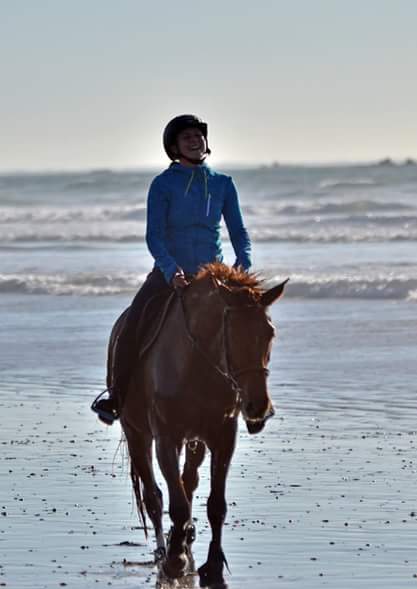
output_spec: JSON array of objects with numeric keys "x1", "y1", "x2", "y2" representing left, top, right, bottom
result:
[{"x1": 195, "y1": 263, "x2": 263, "y2": 300}]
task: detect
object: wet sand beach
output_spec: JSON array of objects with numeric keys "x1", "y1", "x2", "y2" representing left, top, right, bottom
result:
[{"x1": 2, "y1": 297, "x2": 417, "y2": 588}]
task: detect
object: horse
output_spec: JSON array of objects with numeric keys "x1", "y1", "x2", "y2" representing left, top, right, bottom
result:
[{"x1": 109, "y1": 263, "x2": 288, "y2": 587}]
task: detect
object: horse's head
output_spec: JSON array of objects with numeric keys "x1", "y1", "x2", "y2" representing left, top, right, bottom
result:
[
  {"x1": 217, "y1": 278, "x2": 288, "y2": 434},
  {"x1": 188, "y1": 264, "x2": 288, "y2": 435}
]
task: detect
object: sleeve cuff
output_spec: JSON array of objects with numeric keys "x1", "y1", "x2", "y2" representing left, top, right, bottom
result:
[{"x1": 161, "y1": 263, "x2": 178, "y2": 284}]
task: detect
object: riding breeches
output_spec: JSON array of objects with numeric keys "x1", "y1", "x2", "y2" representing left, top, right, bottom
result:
[{"x1": 110, "y1": 267, "x2": 172, "y2": 398}]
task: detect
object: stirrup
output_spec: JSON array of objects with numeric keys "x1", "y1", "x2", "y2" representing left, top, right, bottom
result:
[{"x1": 91, "y1": 389, "x2": 119, "y2": 425}]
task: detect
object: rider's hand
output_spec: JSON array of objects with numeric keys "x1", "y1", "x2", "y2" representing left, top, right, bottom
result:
[{"x1": 171, "y1": 271, "x2": 189, "y2": 290}]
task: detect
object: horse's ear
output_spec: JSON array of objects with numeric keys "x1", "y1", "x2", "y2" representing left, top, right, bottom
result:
[{"x1": 260, "y1": 278, "x2": 289, "y2": 307}]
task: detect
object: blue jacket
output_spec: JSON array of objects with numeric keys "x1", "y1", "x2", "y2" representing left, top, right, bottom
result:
[{"x1": 146, "y1": 162, "x2": 252, "y2": 283}]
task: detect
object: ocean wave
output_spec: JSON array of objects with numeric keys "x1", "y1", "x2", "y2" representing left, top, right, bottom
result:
[
  {"x1": 1, "y1": 211, "x2": 417, "y2": 244},
  {"x1": 0, "y1": 232, "x2": 145, "y2": 243},
  {"x1": 0, "y1": 204, "x2": 146, "y2": 224},
  {"x1": 279, "y1": 275, "x2": 417, "y2": 300},
  {"x1": 249, "y1": 227, "x2": 417, "y2": 242},
  {"x1": 242, "y1": 200, "x2": 417, "y2": 225},
  {"x1": 0, "y1": 170, "x2": 154, "y2": 197},
  {"x1": 1, "y1": 199, "x2": 413, "y2": 227},
  {"x1": 318, "y1": 178, "x2": 379, "y2": 190},
  {"x1": 0, "y1": 272, "x2": 146, "y2": 296},
  {"x1": 1, "y1": 225, "x2": 417, "y2": 244},
  {"x1": 277, "y1": 201, "x2": 414, "y2": 216},
  {"x1": 1, "y1": 271, "x2": 416, "y2": 300}
]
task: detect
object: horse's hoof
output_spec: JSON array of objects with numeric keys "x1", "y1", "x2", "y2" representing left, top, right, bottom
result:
[
  {"x1": 162, "y1": 552, "x2": 188, "y2": 579},
  {"x1": 156, "y1": 568, "x2": 179, "y2": 589},
  {"x1": 198, "y1": 562, "x2": 227, "y2": 588},
  {"x1": 154, "y1": 546, "x2": 166, "y2": 563}
]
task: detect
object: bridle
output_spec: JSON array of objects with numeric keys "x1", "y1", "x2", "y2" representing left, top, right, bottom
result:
[
  {"x1": 179, "y1": 293, "x2": 270, "y2": 397},
  {"x1": 222, "y1": 305, "x2": 270, "y2": 382}
]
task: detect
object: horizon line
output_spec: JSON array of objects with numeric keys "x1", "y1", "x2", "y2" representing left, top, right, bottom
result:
[{"x1": 0, "y1": 156, "x2": 416, "y2": 175}]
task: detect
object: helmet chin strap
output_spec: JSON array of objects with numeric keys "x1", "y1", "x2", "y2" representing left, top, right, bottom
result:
[{"x1": 178, "y1": 151, "x2": 207, "y2": 165}]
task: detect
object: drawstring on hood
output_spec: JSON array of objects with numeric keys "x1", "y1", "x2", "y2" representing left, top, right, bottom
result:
[
  {"x1": 184, "y1": 169, "x2": 196, "y2": 196},
  {"x1": 204, "y1": 169, "x2": 211, "y2": 216},
  {"x1": 181, "y1": 165, "x2": 211, "y2": 216}
]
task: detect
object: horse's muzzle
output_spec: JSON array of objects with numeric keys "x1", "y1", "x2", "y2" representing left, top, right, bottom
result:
[{"x1": 245, "y1": 406, "x2": 275, "y2": 435}]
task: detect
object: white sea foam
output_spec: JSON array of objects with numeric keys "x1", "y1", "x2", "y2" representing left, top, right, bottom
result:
[
  {"x1": 1, "y1": 166, "x2": 416, "y2": 300},
  {"x1": 281, "y1": 275, "x2": 417, "y2": 300},
  {"x1": 1, "y1": 270, "x2": 416, "y2": 299},
  {"x1": 1, "y1": 214, "x2": 416, "y2": 243},
  {"x1": 1, "y1": 165, "x2": 417, "y2": 245},
  {"x1": 0, "y1": 204, "x2": 146, "y2": 224},
  {"x1": 0, "y1": 199, "x2": 413, "y2": 226},
  {"x1": 0, "y1": 272, "x2": 146, "y2": 296},
  {"x1": 243, "y1": 199, "x2": 414, "y2": 217},
  {"x1": 249, "y1": 226, "x2": 417, "y2": 242},
  {"x1": 318, "y1": 178, "x2": 378, "y2": 190}
]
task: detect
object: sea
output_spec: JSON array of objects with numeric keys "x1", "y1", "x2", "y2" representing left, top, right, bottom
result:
[{"x1": 1, "y1": 162, "x2": 417, "y2": 588}]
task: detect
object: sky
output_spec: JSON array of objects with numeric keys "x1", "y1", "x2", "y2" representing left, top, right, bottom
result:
[{"x1": 1, "y1": 0, "x2": 417, "y2": 171}]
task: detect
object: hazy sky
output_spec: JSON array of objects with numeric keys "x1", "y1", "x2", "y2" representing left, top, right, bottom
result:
[{"x1": 1, "y1": 1, "x2": 416, "y2": 170}]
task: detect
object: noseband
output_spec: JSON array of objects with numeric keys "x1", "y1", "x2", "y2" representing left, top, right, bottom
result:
[{"x1": 179, "y1": 294, "x2": 269, "y2": 396}]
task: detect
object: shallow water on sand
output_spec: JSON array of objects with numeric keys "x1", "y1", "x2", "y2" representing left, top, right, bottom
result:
[{"x1": 1, "y1": 296, "x2": 417, "y2": 588}]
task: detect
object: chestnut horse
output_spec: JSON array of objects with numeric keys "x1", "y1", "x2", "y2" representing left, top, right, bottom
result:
[{"x1": 110, "y1": 263, "x2": 288, "y2": 587}]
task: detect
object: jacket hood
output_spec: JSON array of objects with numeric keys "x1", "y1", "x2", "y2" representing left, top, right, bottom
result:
[
  {"x1": 168, "y1": 162, "x2": 211, "y2": 174},
  {"x1": 166, "y1": 162, "x2": 212, "y2": 198}
]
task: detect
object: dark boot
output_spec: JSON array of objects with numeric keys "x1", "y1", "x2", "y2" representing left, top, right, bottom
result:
[{"x1": 91, "y1": 387, "x2": 121, "y2": 425}]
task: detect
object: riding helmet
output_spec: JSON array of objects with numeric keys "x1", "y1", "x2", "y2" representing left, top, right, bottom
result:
[{"x1": 163, "y1": 114, "x2": 211, "y2": 161}]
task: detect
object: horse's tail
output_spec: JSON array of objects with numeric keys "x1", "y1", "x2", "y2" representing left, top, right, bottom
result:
[{"x1": 130, "y1": 465, "x2": 148, "y2": 539}]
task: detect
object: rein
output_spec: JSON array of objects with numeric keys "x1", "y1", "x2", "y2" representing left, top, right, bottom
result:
[
  {"x1": 179, "y1": 294, "x2": 241, "y2": 395},
  {"x1": 178, "y1": 292, "x2": 268, "y2": 397}
]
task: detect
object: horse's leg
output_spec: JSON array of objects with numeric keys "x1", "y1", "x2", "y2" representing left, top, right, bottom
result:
[
  {"x1": 182, "y1": 440, "x2": 206, "y2": 546},
  {"x1": 156, "y1": 436, "x2": 191, "y2": 579},
  {"x1": 125, "y1": 429, "x2": 165, "y2": 560},
  {"x1": 198, "y1": 419, "x2": 237, "y2": 589}
]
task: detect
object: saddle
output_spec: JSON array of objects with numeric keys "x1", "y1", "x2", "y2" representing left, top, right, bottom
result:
[
  {"x1": 112, "y1": 290, "x2": 176, "y2": 364},
  {"x1": 136, "y1": 290, "x2": 177, "y2": 358},
  {"x1": 97, "y1": 290, "x2": 177, "y2": 421}
]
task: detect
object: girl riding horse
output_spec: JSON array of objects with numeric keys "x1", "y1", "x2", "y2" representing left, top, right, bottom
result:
[{"x1": 92, "y1": 114, "x2": 251, "y2": 424}]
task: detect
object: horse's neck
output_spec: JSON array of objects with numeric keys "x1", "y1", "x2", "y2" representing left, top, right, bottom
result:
[{"x1": 182, "y1": 288, "x2": 225, "y2": 363}]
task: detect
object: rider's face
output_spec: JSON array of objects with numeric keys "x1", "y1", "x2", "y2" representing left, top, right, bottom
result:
[{"x1": 175, "y1": 127, "x2": 207, "y2": 163}]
